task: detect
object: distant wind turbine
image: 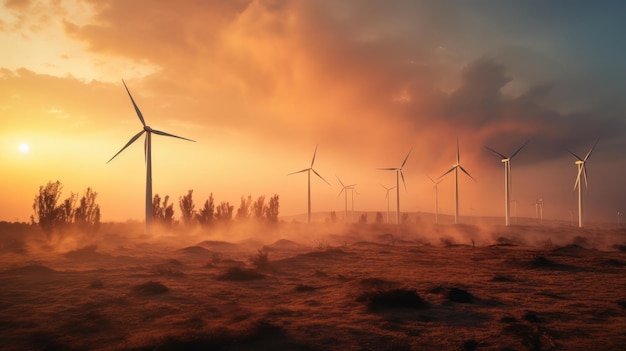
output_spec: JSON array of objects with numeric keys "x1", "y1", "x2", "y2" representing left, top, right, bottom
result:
[
  {"x1": 438, "y1": 138, "x2": 475, "y2": 225},
  {"x1": 485, "y1": 140, "x2": 528, "y2": 226},
  {"x1": 380, "y1": 184, "x2": 396, "y2": 224},
  {"x1": 337, "y1": 176, "x2": 356, "y2": 223},
  {"x1": 427, "y1": 176, "x2": 443, "y2": 224},
  {"x1": 288, "y1": 145, "x2": 330, "y2": 224},
  {"x1": 568, "y1": 138, "x2": 599, "y2": 228},
  {"x1": 107, "y1": 80, "x2": 195, "y2": 232},
  {"x1": 378, "y1": 148, "x2": 412, "y2": 225}
]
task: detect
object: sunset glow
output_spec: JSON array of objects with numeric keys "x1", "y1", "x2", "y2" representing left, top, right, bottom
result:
[{"x1": 1, "y1": 1, "x2": 625, "y2": 225}]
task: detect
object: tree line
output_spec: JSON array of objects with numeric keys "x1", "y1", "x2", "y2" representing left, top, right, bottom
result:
[
  {"x1": 31, "y1": 181, "x2": 101, "y2": 237},
  {"x1": 31, "y1": 181, "x2": 280, "y2": 235},
  {"x1": 154, "y1": 190, "x2": 280, "y2": 227}
]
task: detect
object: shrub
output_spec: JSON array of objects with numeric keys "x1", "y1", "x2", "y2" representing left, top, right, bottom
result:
[
  {"x1": 134, "y1": 281, "x2": 169, "y2": 295},
  {"x1": 358, "y1": 288, "x2": 428, "y2": 310},
  {"x1": 216, "y1": 267, "x2": 265, "y2": 281}
]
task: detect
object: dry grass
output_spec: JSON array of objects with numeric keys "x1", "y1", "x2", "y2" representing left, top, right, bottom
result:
[{"x1": 1, "y1": 223, "x2": 626, "y2": 350}]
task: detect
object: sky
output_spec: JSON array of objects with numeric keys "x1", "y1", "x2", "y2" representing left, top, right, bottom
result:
[{"x1": 1, "y1": 0, "x2": 625, "y2": 224}]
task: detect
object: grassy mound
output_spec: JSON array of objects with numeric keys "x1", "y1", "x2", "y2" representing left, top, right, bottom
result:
[
  {"x1": 358, "y1": 288, "x2": 429, "y2": 310},
  {"x1": 133, "y1": 281, "x2": 169, "y2": 295},
  {"x1": 216, "y1": 267, "x2": 265, "y2": 281}
]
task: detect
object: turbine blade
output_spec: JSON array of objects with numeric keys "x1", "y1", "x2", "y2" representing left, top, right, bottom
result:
[
  {"x1": 107, "y1": 130, "x2": 145, "y2": 163},
  {"x1": 336, "y1": 175, "x2": 345, "y2": 187},
  {"x1": 508, "y1": 161, "x2": 513, "y2": 195},
  {"x1": 438, "y1": 166, "x2": 456, "y2": 179},
  {"x1": 287, "y1": 168, "x2": 309, "y2": 176},
  {"x1": 122, "y1": 79, "x2": 146, "y2": 127},
  {"x1": 459, "y1": 165, "x2": 476, "y2": 182},
  {"x1": 337, "y1": 187, "x2": 345, "y2": 199},
  {"x1": 426, "y1": 175, "x2": 435, "y2": 184},
  {"x1": 567, "y1": 149, "x2": 584, "y2": 161},
  {"x1": 583, "y1": 137, "x2": 600, "y2": 161},
  {"x1": 400, "y1": 170, "x2": 407, "y2": 192},
  {"x1": 485, "y1": 146, "x2": 506, "y2": 159},
  {"x1": 582, "y1": 165, "x2": 589, "y2": 189},
  {"x1": 401, "y1": 147, "x2": 412, "y2": 169},
  {"x1": 573, "y1": 165, "x2": 583, "y2": 191},
  {"x1": 151, "y1": 129, "x2": 195, "y2": 142},
  {"x1": 311, "y1": 144, "x2": 318, "y2": 168},
  {"x1": 378, "y1": 167, "x2": 398, "y2": 171},
  {"x1": 456, "y1": 137, "x2": 460, "y2": 164},
  {"x1": 510, "y1": 140, "x2": 529, "y2": 159},
  {"x1": 312, "y1": 168, "x2": 330, "y2": 185}
]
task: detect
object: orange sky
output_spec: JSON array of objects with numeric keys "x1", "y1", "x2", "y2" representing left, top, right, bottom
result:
[{"x1": 1, "y1": 0, "x2": 625, "y2": 224}]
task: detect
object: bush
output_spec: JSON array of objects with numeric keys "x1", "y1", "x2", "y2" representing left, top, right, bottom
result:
[
  {"x1": 358, "y1": 288, "x2": 428, "y2": 310},
  {"x1": 133, "y1": 281, "x2": 169, "y2": 295}
]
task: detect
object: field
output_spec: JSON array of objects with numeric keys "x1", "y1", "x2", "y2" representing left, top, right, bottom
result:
[{"x1": 1, "y1": 221, "x2": 626, "y2": 350}]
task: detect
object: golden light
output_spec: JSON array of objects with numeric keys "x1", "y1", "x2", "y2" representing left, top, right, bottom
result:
[{"x1": 18, "y1": 143, "x2": 29, "y2": 153}]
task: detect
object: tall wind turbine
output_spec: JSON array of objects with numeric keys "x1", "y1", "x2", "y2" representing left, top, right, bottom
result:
[
  {"x1": 381, "y1": 184, "x2": 396, "y2": 224},
  {"x1": 485, "y1": 141, "x2": 528, "y2": 226},
  {"x1": 378, "y1": 148, "x2": 412, "y2": 225},
  {"x1": 107, "y1": 80, "x2": 195, "y2": 232},
  {"x1": 568, "y1": 138, "x2": 599, "y2": 228},
  {"x1": 288, "y1": 145, "x2": 330, "y2": 224},
  {"x1": 337, "y1": 176, "x2": 356, "y2": 223},
  {"x1": 438, "y1": 138, "x2": 475, "y2": 225},
  {"x1": 427, "y1": 176, "x2": 443, "y2": 224}
]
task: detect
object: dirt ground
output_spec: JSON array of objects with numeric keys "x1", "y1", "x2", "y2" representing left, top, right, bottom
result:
[{"x1": 1, "y1": 221, "x2": 625, "y2": 350}]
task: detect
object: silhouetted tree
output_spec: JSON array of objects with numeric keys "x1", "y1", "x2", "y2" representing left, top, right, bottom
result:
[
  {"x1": 74, "y1": 187, "x2": 101, "y2": 233},
  {"x1": 215, "y1": 201, "x2": 234, "y2": 223},
  {"x1": 32, "y1": 180, "x2": 63, "y2": 236},
  {"x1": 328, "y1": 211, "x2": 337, "y2": 223},
  {"x1": 179, "y1": 189, "x2": 195, "y2": 225},
  {"x1": 59, "y1": 193, "x2": 77, "y2": 227},
  {"x1": 196, "y1": 193, "x2": 215, "y2": 226},
  {"x1": 358, "y1": 213, "x2": 367, "y2": 225},
  {"x1": 265, "y1": 194, "x2": 279, "y2": 223},
  {"x1": 252, "y1": 195, "x2": 265, "y2": 221},
  {"x1": 375, "y1": 212, "x2": 384, "y2": 224},
  {"x1": 236, "y1": 195, "x2": 252, "y2": 221},
  {"x1": 152, "y1": 194, "x2": 174, "y2": 226}
]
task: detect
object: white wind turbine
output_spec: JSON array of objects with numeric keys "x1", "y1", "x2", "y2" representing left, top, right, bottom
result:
[
  {"x1": 378, "y1": 148, "x2": 412, "y2": 225},
  {"x1": 427, "y1": 176, "x2": 443, "y2": 224},
  {"x1": 337, "y1": 176, "x2": 356, "y2": 223},
  {"x1": 288, "y1": 145, "x2": 330, "y2": 224},
  {"x1": 568, "y1": 138, "x2": 599, "y2": 228},
  {"x1": 438, "y1": 138, "x2": 475, "y2": 225},
  {"x1": 107, "y1": 80, "x2": 195, "y2": 232},
  {"x1": 380, "y1": 184, "x2": 396, "y2": 224},
  {"x1": 485, "y1": 141, "x2": 528, "y2": 226}
]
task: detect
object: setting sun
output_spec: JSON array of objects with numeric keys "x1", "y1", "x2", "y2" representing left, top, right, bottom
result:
[{"x1": 18, "y1": 143, "x2": 29, "y2": 153}]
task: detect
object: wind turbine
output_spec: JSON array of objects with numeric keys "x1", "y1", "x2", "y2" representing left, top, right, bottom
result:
[
  {"x1": 568, "y1": 138, "x2": 599, "y2": 228},
  {"x1": 107, "y1": 80, "x2": 195, "y2": 232},
  {"x1": 380, "y1": 184, "x2": 396, "y2": 224},
  {"x1": 288, "y1": 145, "x2": 330, "y2": 224},
  {"x1": 438, "y1": 138, "x2": 475, "y2": 224},
  {"x1": 337, "y1": 176, "x2": 356, "y2": 223},
  {"x1": 427, "y1": 176, "x2": 443, "y2": 224},
  {"x1": 378, "y1": 148, "x2": 412, "y2": 225},
  {"x1": 485, "y1": 140, "x2": 528, "y2": 226}
]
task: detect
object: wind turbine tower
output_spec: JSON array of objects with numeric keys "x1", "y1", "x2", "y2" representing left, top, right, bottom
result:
[
  {"x1": 337, "y1": 176, "x2": 356, "y2": 223},
  {"x1": 568, "y1": 138, "x2": 599, "y2": 228},
  {"x1": 485, "y1": 141, "x2": 528, "y2": 226},
  {"x1": 108, "y1": 80, "x2": 195, "y2": 233},
  {"x1": 427, "y1": 176, "x2": 443, "y2": 224},
  {"x1": 381, "y1": 184, "x2": 396, "y2": 224},
  {"x1": 438, "y1": 138, "x2": 475, "y2": 224},
  {"x1": 288, "y1": 145, "x2": 330, "y2": 224},
  {"x1": 378, "y1": 148, "x2": 412, "y2": 225}
]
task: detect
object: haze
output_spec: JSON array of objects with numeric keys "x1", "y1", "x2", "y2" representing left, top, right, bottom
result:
[{"x1": 1, "y1": 0, "x2": 625, "y2": 224}]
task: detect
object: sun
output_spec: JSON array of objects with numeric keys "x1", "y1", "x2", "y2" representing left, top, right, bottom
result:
[{"x1": 19, "y1": 143, "x2": 29, "y2": 153}]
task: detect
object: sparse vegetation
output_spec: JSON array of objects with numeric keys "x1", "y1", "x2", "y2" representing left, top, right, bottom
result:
[
  {"x1": 179, "y1": 189, "x2": 196, "y2": 226},
  {"x1": 250, "y1": 248, "x2": 270, "y2": 269},
  {"x1": 152, "y1": 194, "x2": 175, "y2": 226}
]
